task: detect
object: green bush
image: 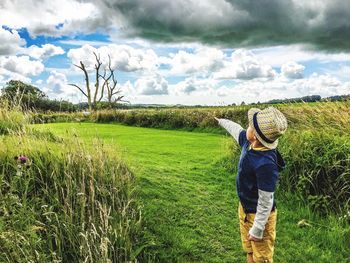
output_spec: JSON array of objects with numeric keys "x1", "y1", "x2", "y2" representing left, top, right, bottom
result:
[
  {"x1": 0, "y1": 106, "x2": 29, "y2": 135},
  {"x1": 31, "y1": 112, "x2": 91, "y2": 124},
  {"x1": 278, "y1": 130, "x2": 350, "y2": 214},
  {"x1": 91, "y1": 107, "x2": 248, "y2": 132}
]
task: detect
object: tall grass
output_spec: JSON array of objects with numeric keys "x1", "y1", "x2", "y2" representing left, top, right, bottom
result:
[
  {"x1": 0, "y1": 105, "x2": 141, "y2": 262},
  {"x1": 281, "y1": 101, "x2": 350, "y2": 214},
  {"x1": 278, "y1": 130, "x2": 350, "y2": 214},
  {"x1": 282, "y1": 100, "x2": 350, "y2": 134},
  {"x1": 0, "y1": 101, "x2": 29, "y2": 135}
]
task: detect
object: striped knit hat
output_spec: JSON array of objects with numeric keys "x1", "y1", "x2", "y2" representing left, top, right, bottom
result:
[{"x1": 248, "y1": 107, "x2": 288, "y2": 149}]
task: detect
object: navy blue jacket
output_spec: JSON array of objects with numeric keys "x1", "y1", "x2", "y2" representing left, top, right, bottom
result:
[{"x1": 237, "y1": 130, "x2": 284, "y2": 213}]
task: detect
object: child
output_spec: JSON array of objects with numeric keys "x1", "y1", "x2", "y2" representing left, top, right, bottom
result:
[{"x1": 215, "y1": 107, "x2": 287, "y2": 263}]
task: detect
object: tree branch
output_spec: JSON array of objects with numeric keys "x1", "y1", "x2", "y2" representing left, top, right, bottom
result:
[
  {"x1": 111, "y1": 89, "x2": 122, "y2": 96},
  {"x1": 68, "y1": 84, "x2": 88, "y2": 98},
  {"x1": 114, "y1": 95, "x2": 124, "y2": 102},
  {"x1": 73, "y1": 63, "x2": 83, "y2": 70}
]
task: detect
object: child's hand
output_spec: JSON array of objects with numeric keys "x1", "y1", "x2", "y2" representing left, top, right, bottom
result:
[
  {"x1": 214, "y1": 117, "x2": 219, "y2": 122},
  {"x1": 247, "y1": 234, "x2": 262, "y2": 242}
]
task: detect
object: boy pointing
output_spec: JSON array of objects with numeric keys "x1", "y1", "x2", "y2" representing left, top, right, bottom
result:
[{"x1": 215, "y1": 107, "x2": 287, "y2": 263}]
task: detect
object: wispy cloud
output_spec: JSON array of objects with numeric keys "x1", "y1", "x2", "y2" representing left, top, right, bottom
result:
[{"x1": 59, "y1": 39, "x2": 112, "y2": 47}]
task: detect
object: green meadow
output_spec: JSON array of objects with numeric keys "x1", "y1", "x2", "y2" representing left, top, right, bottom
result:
[{"x1": 33, "y1": 122, "x2": 350, "y2": 262}]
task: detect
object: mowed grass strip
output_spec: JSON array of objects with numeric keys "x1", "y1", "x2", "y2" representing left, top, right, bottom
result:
[{"x1": 35, "y1": 123, "x2": 350, "y2": 262}]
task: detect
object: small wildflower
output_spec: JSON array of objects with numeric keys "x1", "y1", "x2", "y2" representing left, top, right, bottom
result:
[
  {"x1": 14, "y1": 155, "x2": 29, "y2": 164},
  {"x1": 14, "y1": 155, "x2": 30, "y2": 176},
  {"x1": 19, "y1": 156, "x2": 28, "y2": 164}
]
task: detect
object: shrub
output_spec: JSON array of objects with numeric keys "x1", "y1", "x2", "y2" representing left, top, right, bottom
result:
[
  {"x1": 278, "y1": 130, "x2": 350, "y2": 214},
  {"x1": 0, "y1": 104, "x2": 29, "y2": 135}
]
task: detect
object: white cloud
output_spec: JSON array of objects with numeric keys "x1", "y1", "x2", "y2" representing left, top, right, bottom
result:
[
  {"x1": 59, "y1": 39, "x2": 112, "y2": 47},
  {"x1": 0, "y1": 27, "x2": 25, "y2": 55},
  {"x1": 281, "y1": 61, "x2": 305, "y2": 79},
  {"x1": 0, "y1": 56, "x2": 44, "y2": 77},
  {"x1": 327, "y1": 65, "x2": 350, "y2": 81},
  {"x1": 135, "y1": 74, "x2": 168, "y2": 95},
  {"x1": 22, "y1": 44, "x2": 65, "y2": 60},
  {"x1": 117, "y1": 80, "x2": 134, "y2": 96},
  {"x1": 67, "y1": 44, "x2": 159, "y2": 73},
  {"x1": 67, "y1": 44, "x2": 98, "y2": 72},
  {"x1": 293, "y1": 73, "x2": 346, "y2": 97},
  {"x1": 46, "y1": 71, "x2": 67, "y2": 93},
  {"x1": 172, "y1": 77, "x2": 197, "y2": 95},
  {"x1": 165, "y1": 48, "x2": 278, "y2": 81},
  {"x1": 43, "y1": 70, "x2": 75, "y2": 99},
  {"x1": 101, "y1": 45, "x2": 159, "y2": 72},
  {"x1": 254, "y1": 45, "x2": 350, "y2": 67},
  {"x1": 214, "y1": 49, "x2": 276, "y2": 80},
  {"x1": 113, "y1": 36, "x2": 205, "y2": 50},
  {"x1": 169, "y1": 47, "x2": 225, "y2": 75},
  {"x1": 216, "y1": 85, "x2": 230, "y2": 98},
  {"x1": 0, "y1": 70, "x2": 31, "y2": 83},
  {"x1": 171, "y1": 77, "x2": 218, "y2": 96},
  {"x1": 0, "y1": 0, "x2": 104, "y2": 37},
  {"x1": 180, "y1": 78, "x2": 196, "y2": 94}
]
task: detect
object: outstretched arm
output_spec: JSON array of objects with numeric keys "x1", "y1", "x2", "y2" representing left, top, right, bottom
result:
[{"x1": 215, "y1": 117, "x2": 243, "y2": 143}]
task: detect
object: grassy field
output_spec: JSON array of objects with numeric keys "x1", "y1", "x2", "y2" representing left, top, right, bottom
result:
[{"x1": 35, "y1": 122, "x2": 350, "y2": 262}]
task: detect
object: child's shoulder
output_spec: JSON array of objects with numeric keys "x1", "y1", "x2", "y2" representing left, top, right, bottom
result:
[
  {"x1": 253, "y1": 150, "x2": 279, "y2": 169},
  {"x1": 255, "y1": 149, "x2": 286, "y2": 172}
]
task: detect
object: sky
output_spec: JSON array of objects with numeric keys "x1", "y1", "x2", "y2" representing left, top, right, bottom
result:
[{"x1": 0, "y1": 0, "x2": 350, "y2": 106}]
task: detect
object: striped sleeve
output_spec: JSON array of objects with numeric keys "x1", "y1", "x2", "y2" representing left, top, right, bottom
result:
[{"x1": 249, "y1": 190, "x2": 274, "y2": 239}]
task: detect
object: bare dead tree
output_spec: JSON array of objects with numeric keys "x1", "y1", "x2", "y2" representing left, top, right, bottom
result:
[
  {"x1": 99, "y1": 55, "x2": 127, "y2": 108},
  {"x1": 69, "y1": 52, "x2": 107, "y2": 111}
]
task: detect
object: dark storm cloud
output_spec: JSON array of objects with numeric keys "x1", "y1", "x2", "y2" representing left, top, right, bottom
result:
[{"x1": 92, "y1": 0, "x2": 350, "y2": 51}]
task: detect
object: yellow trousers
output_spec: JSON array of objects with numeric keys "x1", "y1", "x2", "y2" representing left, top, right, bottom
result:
[{"x1": 238, "y1": 203, "x2": 277, "y2": 263}]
